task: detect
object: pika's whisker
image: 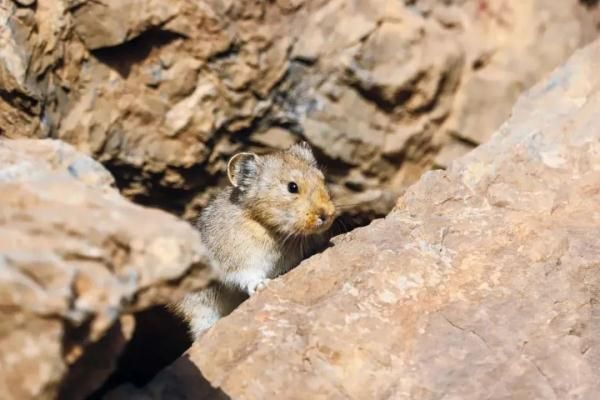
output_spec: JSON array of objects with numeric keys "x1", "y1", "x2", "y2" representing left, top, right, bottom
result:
[
  {"x1": 333, "y1": 217, "x2": 351, "y2": 235},
  {"x1": 281, "y1": 231, "x2": 293, "y2": 246}
]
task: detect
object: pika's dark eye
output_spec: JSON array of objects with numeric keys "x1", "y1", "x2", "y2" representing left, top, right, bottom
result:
[{"x1": 287, "y1": 181, "x2": 299, "y2": 194}]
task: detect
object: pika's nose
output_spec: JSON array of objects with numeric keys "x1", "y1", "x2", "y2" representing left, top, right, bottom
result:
[
  {"x1": 317, "y1": 211, "x2": 333, "y2": 226},
  {"x1": 317, "y1": 214, "x2": 327, "y2": 226}
]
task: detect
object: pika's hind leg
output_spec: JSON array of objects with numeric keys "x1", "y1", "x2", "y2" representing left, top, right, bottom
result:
[{"x1": 175, "y1": 282, "x2": 247, "y2": 340}]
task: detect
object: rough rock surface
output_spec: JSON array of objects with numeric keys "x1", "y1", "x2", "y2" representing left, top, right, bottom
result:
[
  {"x1": 1, "y1": 0, "x2": 598, "y2": 220},
  {"x1": 131, "y1": 39, "x2": 600, "y2": 399},
  {"x1": 0, "y1": 139, "x2": 208, "y2": 400}
]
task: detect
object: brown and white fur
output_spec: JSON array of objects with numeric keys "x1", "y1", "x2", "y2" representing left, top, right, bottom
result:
[{"x1": 176, "y1": 142, "x2": 335, "y2": 339}]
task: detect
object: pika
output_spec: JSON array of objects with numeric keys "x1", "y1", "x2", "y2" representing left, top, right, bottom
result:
[{"x1": 177, "y1": 142, "x2": 336, "y2": 339}]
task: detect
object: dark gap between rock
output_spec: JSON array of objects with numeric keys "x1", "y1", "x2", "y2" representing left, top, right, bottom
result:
[
  {"x1": 87, "y1": 305, "x2": 192, "y2": 399},
  {"x1": 580, "y1": 0, "x2": 599, "y2": 8},
  {"x1": 91, "y1": 29, "x2": 184, "y2": 78}
]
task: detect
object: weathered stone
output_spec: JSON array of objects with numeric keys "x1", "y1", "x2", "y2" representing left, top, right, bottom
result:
[
  {"x1": 0, "y1": 0, "x2": 597, "y2": 222},
  {"x1": 0, "y1": 0, "x2": 70, "y2": 138},
  {"x1": 0, "y1": 2, "x2": 31, "y2": 95},
  {"x1": 0, "y1": 139, "x2": 209, "y2": 400},
  {"x1": 138, "y1": 38, "x2": 600, "y2": 399},
  {"x1": 71, "y1": 0, "x2": 182, "y2": 50}
]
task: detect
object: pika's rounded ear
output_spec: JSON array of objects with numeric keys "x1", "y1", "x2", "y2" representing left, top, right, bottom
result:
[
  {"x1": 289, "y1": 140, "x2": 317, "y2": 167},
  {"x1": 227, "y1": 152, "x2": 259, "y2": 188}
]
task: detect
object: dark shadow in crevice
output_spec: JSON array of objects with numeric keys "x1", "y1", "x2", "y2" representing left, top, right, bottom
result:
[
  {"x1": 450, "y1": 132, "x2": 480, "y2": 148},
  {"x1": 58, "y1": 318, "x2": 127, "y2": 400},
  {"x1": 0, "y1": 89, "x2": 40, "y2": 117},
  {"x1": 348, "y1": 81, "x2": 412, "y2": 114},
  {"x1": 136, "y1": 354, "x2": 230, "y2": 400},
  {"x1": 103, "y1": 160, "x2": 219, "y2": 218},
  {"x1": 87, "y1": 305, "x2": 192, "y2": 399},
  {"x1": 91, "y1": 29, "x2": 184, "y2": 78},
  {"x1": 580, "y1": 0, "x2": 599, "y2": 8}
]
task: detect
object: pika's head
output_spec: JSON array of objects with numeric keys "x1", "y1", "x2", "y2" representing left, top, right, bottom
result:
[{"x1": 227, "y1": 142, "x2": 335, "y2": 236}]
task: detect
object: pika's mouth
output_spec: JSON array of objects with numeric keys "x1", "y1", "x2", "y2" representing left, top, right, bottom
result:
[{"x1": 304, "y1": 213, "x2": 334, "y2": 234}]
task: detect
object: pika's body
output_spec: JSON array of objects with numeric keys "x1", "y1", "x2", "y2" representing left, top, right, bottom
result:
[
  {"x1": 199, "y1": 191, "x2": 305, "y2": 294},
  {"x1": 178, "y1": 142, "x2": 335, "y2": 338}
]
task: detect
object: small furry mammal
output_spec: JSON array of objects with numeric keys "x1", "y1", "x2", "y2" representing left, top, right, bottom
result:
[{"x1": 177, "y1": 142, "x2": 336, "y2": 339}]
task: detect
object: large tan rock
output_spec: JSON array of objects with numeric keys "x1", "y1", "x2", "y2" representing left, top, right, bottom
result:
[
  {"x1": 1, "y1": 0, "x2": 598, "y2": 221},
  {"x1": 134, "y1": 38, "x2": 600, "y2": 399},
  {"x1": 0, "y1": 139, "x2": 208, "y2": 400}
]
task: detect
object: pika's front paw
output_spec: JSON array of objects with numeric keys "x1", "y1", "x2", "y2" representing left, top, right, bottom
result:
[{"x1": 248, "y1": 278, "x2": 271, "y2": 296}]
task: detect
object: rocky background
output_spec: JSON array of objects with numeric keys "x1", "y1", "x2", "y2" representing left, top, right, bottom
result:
[
  {"x1": 2, "y1": 0, "x2": 600, "y2": 220},
  {"x1": 1, "y1": 0, "x2": 600, "y2": 399}
]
